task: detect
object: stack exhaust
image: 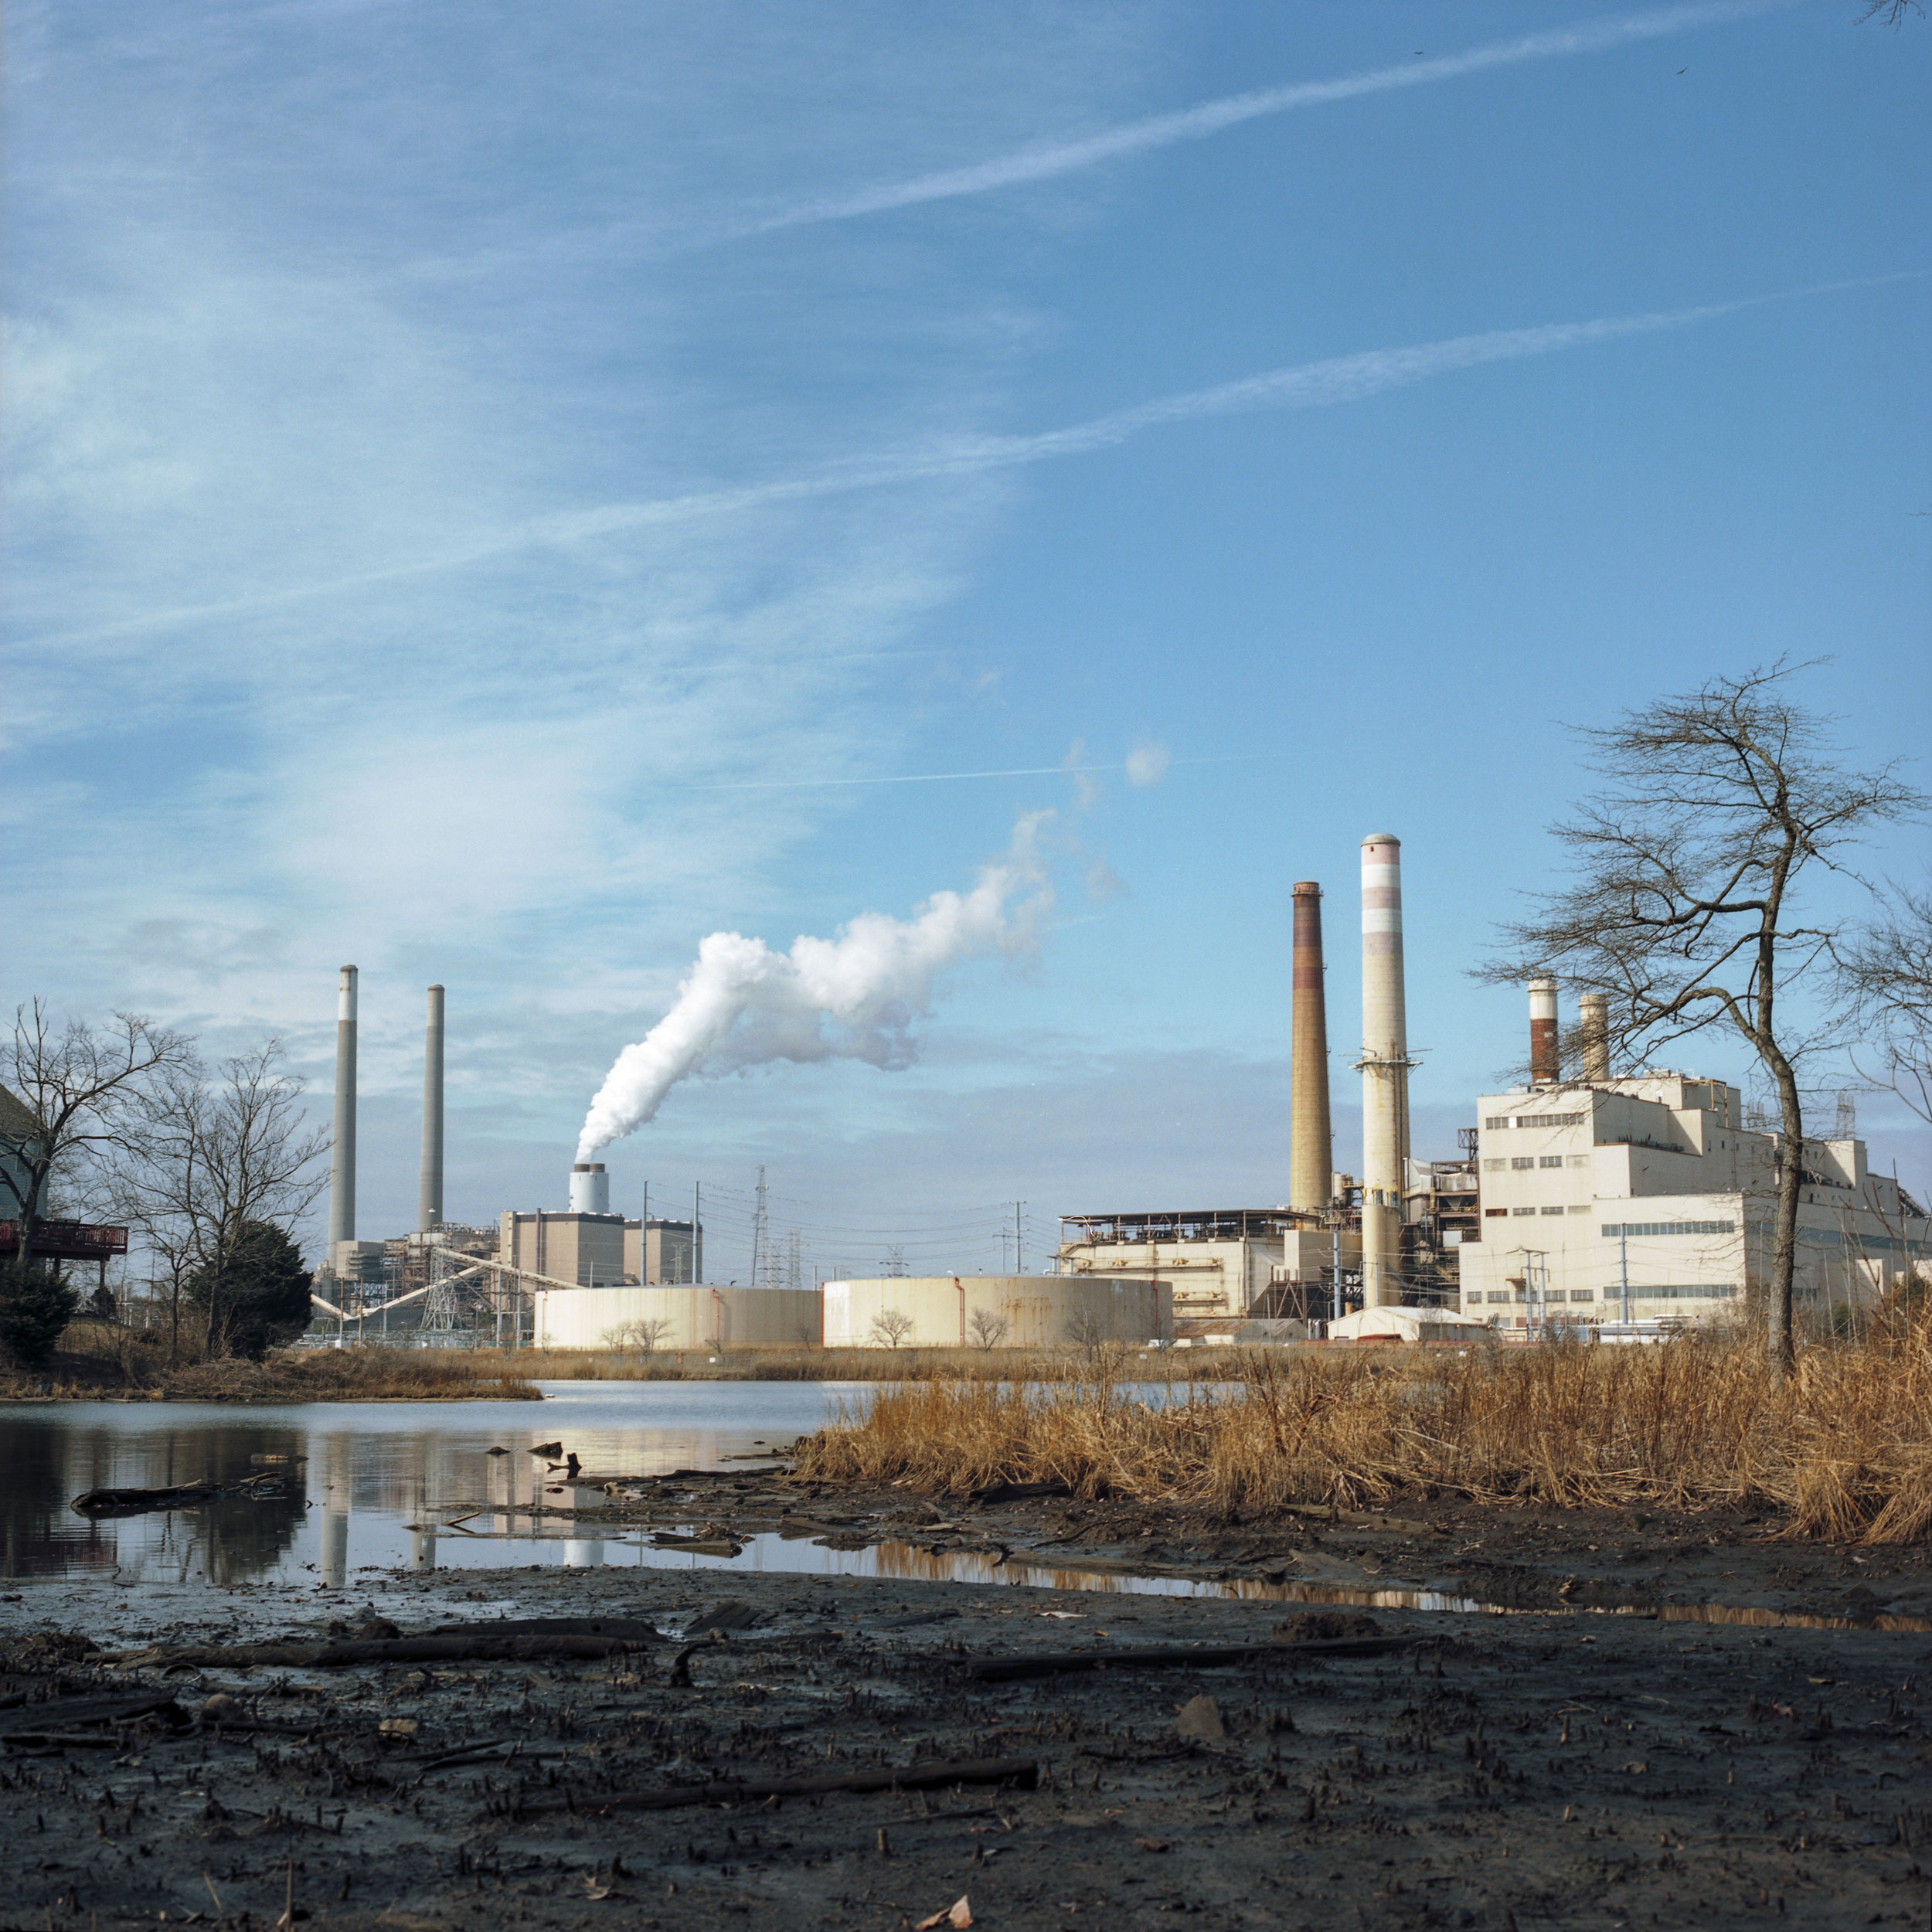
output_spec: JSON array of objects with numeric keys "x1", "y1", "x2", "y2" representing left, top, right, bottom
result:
[
  {"x1": 419, "y1": 984, "x2": 445, "y2": 1233},
  {"x1": 1358, "y1": 835, "x2": 1411, "y2": 1308},
  {"x1": 328, "y1": 966, "x2": 358, "y2": 1263},
  {"x1": 570, "y1": 1162, "x2": 611, "y2": 1214},
  {"x1": 1288, "y1": 883, "x2": 1332, "y2": 1212},
  {"x1": 1529, "y1": 978, "x2": 1560, "y2": 1086}
]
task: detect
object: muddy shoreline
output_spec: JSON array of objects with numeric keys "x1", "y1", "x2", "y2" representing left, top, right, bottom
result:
[{"x1": 3, "y1": 1474, "x2": 1929, "y2": 1929}]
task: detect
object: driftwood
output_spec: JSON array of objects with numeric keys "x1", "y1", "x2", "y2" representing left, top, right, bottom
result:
[
  {"x1": 70, "y1": 1473, "x2": 288, "y2": 1518},
  {"x1": 0, "y1": 1691, "x2": 183, "y2": 1736},
  {"x1": 961, "y1": 1634, "x2": 1420, "y2": 1682},
  {"x1": 104, "y1": 1626, "x2": 658, "y2": 1671},
  {"x1": 497, "y1": 1755, "x2": 1040, "y2": 1818}
]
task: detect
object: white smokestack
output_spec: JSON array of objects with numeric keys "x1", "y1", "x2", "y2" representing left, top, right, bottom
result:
[
  {"x1": 570, "y1": 1163, "x2": 611, "y2": 1214},
  {"x1": 576, "y1": 815, "x2": 1052, "y2": 1160},
  {"x1": 328, "y1": 966, "x2": 358, "y2": 1257},
  {"x1": 1359, "y1": 835, "x2": 1410, "y2": 1308},
  {"x1": 419, "y1": 984, "x2": 445, "y2": 1233}
]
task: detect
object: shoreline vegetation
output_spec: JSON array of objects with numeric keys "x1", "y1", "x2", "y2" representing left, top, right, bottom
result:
[{"x1": 793, "y1": 1324, "x2": 1932, "y2": 1546}]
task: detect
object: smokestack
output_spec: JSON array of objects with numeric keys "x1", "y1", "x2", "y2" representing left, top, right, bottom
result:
[
  {"x1": 1289, "y1": 883, "x2": 1332, "y2": 1212},
  {"x1": 570, "y1": 1162, "x2": 611, "y2": 1215},
  {"x1": 1529, "y1": 978, "x2": 1560, "y2": 1086},
  {"x1": 1359, "y1": 835, "x2": 1410, "y2": 1308},
  {"x1": 419, "y1": 985, "x2": 445, "y2": 1233},
  {"x1": 328, "y1": 966, "x2": 358, "y2": 1260},
  {"x1": 1579, "y1": 992, "x2": 1610, "y2": 1083}
]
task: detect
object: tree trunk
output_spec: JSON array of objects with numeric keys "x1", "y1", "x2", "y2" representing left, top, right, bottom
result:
[{"x1": 1768, "y1": 1056, "x2": 1804, "y2": 1378}]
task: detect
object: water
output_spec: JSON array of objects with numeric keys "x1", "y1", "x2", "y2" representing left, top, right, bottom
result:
[
  {"x1": 3, "y1": 1387, "x2": 1923, "y2": 1638},
  {"x1": 0, "y1": 1382, "x2": 859, "y2": 1588}
]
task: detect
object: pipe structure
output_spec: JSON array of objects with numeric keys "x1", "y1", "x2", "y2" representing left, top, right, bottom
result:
[
  {"x1": 1529, "y1": 978, "x2": 1560, "y2": 1086},
  {"x1": 328, "y1": 966, "x2": 358, "y2": 1260},
  {"x1": 419, "y1": 984, "x2": 445, "y2": 1233},
  {"x1": 570, "y1": 1163, "x2": 611, "y2": 1215},
  {"x1": 1578, "y1": 992, "x2": 1610, "y2": 1082},
  {"x1": 1358, "y1": 835, "x2": 1411, "y2": 1308},
  {"x1": 1288, "y1": 883, "x2": 1332, "y2": 1213}
]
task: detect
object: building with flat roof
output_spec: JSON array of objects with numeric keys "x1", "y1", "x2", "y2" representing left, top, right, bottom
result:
[{"x1": 1457, "y1": 1073, "x2": 1927, "y2": 1329}]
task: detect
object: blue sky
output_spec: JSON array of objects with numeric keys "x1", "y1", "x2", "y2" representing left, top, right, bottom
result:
[{"x1": 6, "y1": 1, "x2": 1927, "y2": 1280}]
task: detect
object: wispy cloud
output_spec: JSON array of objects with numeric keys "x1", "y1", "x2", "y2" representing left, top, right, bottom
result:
[
  {"x1": 24, "y1": 287, "x2": 1821, "y2": 654},
  {"x1": 750, "y1": 2, "x2": 1790, "y2": 232}
]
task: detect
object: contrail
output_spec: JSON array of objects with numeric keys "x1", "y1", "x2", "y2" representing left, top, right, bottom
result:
[
  {"x1": 26, "y1": 274, "x2": 1904, "y2": 650},
  {"x1": 752, "y1": 1, "x2": 1791, "y2": 232}
]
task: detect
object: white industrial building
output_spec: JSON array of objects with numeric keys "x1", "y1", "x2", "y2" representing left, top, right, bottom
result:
[{"x1": 1458, "y1": 1071, "x2": 1927, "y2": 1328}]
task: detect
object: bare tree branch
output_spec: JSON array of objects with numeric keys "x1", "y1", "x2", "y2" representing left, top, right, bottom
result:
[{"x1": 1475, "y1": 661, "x2": 1924, "y2": 1376}]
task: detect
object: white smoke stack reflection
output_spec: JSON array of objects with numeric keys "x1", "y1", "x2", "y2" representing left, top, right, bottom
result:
[{"x1": 576, "y1": 815, "x2": 1053, "y2": 1159}]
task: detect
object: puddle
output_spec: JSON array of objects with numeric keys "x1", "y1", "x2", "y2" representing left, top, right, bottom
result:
[{"x1": 397, "y1": 1515, "x2": 1932, "y2": 1636}]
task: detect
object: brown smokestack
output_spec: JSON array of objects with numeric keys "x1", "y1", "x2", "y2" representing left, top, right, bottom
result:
[
  {"x1": 1290, "y1": 882, "x2": 1332, "y2": 1211},
  {"x1": 1529, "y1": 978, "x2": 1560, "y2": 1086}
]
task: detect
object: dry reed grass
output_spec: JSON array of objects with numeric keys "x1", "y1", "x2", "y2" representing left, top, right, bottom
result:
[{"x1": 793, "y1": 1325, "x2": 1932, "y2": 1545}]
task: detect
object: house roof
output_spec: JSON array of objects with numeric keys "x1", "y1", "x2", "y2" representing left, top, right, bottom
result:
[{"x1": 0, "y1": 1083, "x2": 43, "y2": 1143}]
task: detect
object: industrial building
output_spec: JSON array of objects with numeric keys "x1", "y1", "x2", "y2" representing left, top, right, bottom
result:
[
  {"x1": 1055, "y1": 1210, "x2": 1357, "y2": 1325},
  {"x1": 1458, "y1": 988, "x2": 1930, "y2": 1328},
  {"x1": 821, "y1": 1275, "x2": 1171, "y2": 1349}
]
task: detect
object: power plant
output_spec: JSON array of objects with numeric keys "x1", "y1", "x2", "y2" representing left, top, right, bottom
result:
[{"x1": 311, "y1": 824, "x2": 1927, "y2": 1348}]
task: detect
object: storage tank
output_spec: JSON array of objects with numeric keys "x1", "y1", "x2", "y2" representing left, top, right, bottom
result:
[
  {"x1": 821, "y1": 1276, "x2": 1172, "y2": 1349},
  {"x1": 532, "y1": 1284, "x2": 821, "y2": 1351}
]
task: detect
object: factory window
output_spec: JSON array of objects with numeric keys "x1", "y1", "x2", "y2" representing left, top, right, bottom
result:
[
  {"x1": 1485, "y1": 1116, "x2": 1509, "y2": 1130},
  {"x1": 1567, "y1": 1204, "x2": 1590, "y2": 1215},
  {"x1": 1483, "y1": 1158, "x2": 1505, "y2": 1173},
  {"x1": 1567, "y1": 1154, "x2": 1591, "y2": 1168},
  {"x1": 1486, "y1": 1291, "x2": 1510, "y2": 1304},
  {"x1": 1539, "y1": 1206, "x2": 1565, "y2": 1216},
  {"x1": 1511, "y1": 1157, "x2": 1536, "y2": 1171},
  {"x1": 1569, "y1": 1288, "x2": 1595, "y2": 1302},
  {"x1": 1516, "y1": 1113, "x2": 1585, "y2": 1129},
  {"x1": 1600, "y1": 1220, "x2": 1736, "y2": 1239},
  {"x1": 1485, "y1": 1208, "x2": 1507, "y2": 1219},
  {"x1": 1633, "y1": 1283, "x2": 1740, "y2": 1301},
  {"x1": 1539, "y1": 1155, "x2": 1564, "y2": 1169},
  {"x1": 1512, "y1": 1206, "x2": 1537, "y2": 1217}
]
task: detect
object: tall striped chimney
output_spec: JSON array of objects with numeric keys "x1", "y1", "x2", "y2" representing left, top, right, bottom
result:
[
  {"x1": 328, "y1": 966, "x2": 358, "y2": 1259},
  {"x1": 1359, "y1": 835, "x2": 1410, "y2": 1308},
  {"x1": 1529, "y1": 978, "x2": 1560, "y2": 1086},
  {"x1": 1289, "y1": 883, "x2": 1332, "y2": 1212},
  {"x1": 419, "y1": 984, "x2": 444, "y2": 1233}
]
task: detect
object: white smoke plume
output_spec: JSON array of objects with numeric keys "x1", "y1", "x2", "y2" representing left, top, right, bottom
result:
[{"x1": 576, "y1": 815, "x2": 1053, "y2": 1158}]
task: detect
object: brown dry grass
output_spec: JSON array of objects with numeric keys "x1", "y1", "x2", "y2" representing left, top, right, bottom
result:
[{"x1": 792, "y1": 1325, "x2": 1932, "y2": 1545}]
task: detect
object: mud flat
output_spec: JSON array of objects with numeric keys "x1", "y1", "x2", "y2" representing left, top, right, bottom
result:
[{"x1": 2, "y1": 1479, "x2": 1928, "y2": 1930}]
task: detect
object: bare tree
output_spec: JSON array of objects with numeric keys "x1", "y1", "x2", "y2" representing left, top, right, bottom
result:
[
  {"x1": 1478, "y1": 664, "x2": 1921, "y2": 1376},
  {"x1": 1064, "y1": 1308, "x2": 1107, "y2": 1352},
  {"x1": 868, "y1": 1307, "x2": 913, "y2": 1348},
  {"x1": 607, "y1": 1315, "x2": 673, "y2": 1353},
  {"x1": 104, "y1": 1043, "x2": 328, "y2": 1362},
  {"x1": 1, "y1": 1002, "x2": 193, "y2": 1230},
  {"x1": 1856, "y1": 0, "x2": 1922, "y2": 26},
  {"x1": 968, "y1": 1307, "x2": 1010, "y2": 1351},
  {"x1": 1838, "y1": 881, "x2": 1932, "y2": 1126}
]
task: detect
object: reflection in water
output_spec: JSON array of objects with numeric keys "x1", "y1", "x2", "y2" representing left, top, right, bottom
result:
[
  {"x1": 4, "y1": 1389, "x2": 1922, "y2": 1638},
  {"x1": 0, "y1": 1383, "x2": 863, "y2": 1587}
]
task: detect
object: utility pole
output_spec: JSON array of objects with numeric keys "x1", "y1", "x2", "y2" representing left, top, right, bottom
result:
[
  {"x1": 751, "y1": 1167, "x2": 767, "y2": 1293},
  {"x1": 1013, "y1": 1201, "x2": 1025, "y2": 1276},
  {"x1": 1619, "y1": 1227, "x2": 1631, "y2": 1326},
  {"x1": 692, "y1": 1182, "x2": 701, "y2": 1284},
  {"x1": 1331, "y1": 1220, "x2": 1342, "y2": 1325}
]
